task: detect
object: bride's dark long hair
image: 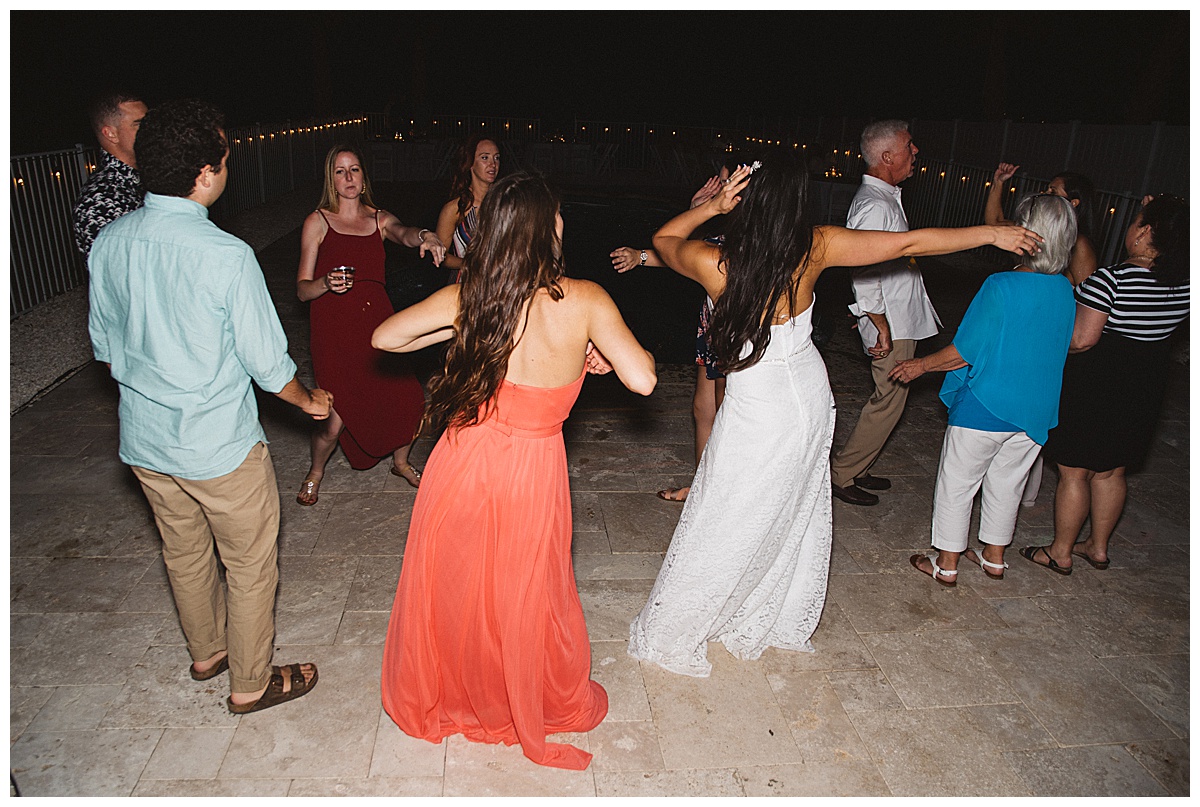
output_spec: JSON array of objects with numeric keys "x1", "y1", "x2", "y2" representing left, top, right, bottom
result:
[
  {"x1": 709, "y1": 148, "x2": 814, "y2": 373},
  {"x1": 424, "y1": 172, "x2": 564, "y2": 433}
]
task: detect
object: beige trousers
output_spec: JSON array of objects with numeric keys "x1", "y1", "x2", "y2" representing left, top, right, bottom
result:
[
  {"x1": 830, "y1": 338, "x2": 916, "y2": 487},
  {"x1": 132, "y1": 442, "x2": 279, "y2": 693}
]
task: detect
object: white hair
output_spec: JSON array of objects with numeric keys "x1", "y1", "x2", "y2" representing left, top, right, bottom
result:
[
  {"x1": 860, "y1": 120, "x2": 911, "y2": 168},
  {"x1": 1013, "y1": 193, "x2": 1077, "y2": 274}
]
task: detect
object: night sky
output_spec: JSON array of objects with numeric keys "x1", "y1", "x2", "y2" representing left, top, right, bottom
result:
[{"x1": 11, "y1": 10, "x2": 1189, "y2": 155}]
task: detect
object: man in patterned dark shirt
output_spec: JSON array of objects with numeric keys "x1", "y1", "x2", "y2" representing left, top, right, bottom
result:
[{"x1": 72, "y1": 91, "x2": 148, "y2": 257}]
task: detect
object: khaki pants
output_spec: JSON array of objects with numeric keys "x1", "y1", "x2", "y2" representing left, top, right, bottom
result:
[
  {"x1": 132, "y1": 442, "x2": 279, "y2": 693},
  {"x1": 830, "y1": 339, "x2": 916, "y2": 488}
]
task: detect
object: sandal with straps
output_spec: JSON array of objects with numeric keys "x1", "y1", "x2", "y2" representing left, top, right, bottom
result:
[
  {"x1": 227, "y1": 662, "x2": 319, "y2": 714},
  {"x1": 296, "y1": 476, "x2": 321, "y2": 507},
  {"x1": 390, "y1": 463, "x2": 422, "y2": 488},
  {"x1": 965, "y1": 548, "x2": 1009, "y2": 580},
  {"x1": 1018, "y1": 545, "x2": 1072, "y2": 576},
  {"x1": 909, "y1": 553, "x2": 958, "y2": 588}
]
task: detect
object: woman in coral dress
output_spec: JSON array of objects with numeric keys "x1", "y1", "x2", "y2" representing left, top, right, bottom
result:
[
  {"x1": 373, "y1": 172, "x2": 657, "y2": 770},
  {"x1": 295, "y1": 145, "x2": 446, "y2": 505}
]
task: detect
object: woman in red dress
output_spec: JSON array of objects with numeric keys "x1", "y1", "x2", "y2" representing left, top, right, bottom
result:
[
  {"x1": 295, "y1": 145, "x2": 447, "y2": 505},
  {"x1": 373, "y1": 172, "x2": 657, "y2": 770}
]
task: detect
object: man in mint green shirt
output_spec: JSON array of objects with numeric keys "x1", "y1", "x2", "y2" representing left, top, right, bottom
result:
[{"x1": 89, "y1": 99, "x2": 331, "y2": 715}]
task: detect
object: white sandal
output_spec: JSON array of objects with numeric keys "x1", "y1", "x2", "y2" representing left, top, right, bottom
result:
[
  {"x1": 966, "y1": 548, "x2": 1008, "y2": 580},
  {"x1": 910, "y1": 554, "x2": 958, "y2": 588}
]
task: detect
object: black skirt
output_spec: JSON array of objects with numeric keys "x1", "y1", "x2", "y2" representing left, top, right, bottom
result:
[{"x1": 1044, "y1": 331, "x2": 1173, "y2": 472}]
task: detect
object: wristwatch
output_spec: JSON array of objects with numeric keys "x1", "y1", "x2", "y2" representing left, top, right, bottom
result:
[{"x1": 639, "y1": 250, "x2": 648, "y2": 266}]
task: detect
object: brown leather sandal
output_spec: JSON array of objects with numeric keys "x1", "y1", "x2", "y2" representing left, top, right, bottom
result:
[
  {"x1": 227, "y1": 663, "x2": 319, "y2": 714},
  {"x1": 190, "y1": 655, "x2": 229, "y2": 681}
]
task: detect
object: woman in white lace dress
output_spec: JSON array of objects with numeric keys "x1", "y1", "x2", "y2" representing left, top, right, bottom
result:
[{"x1": 628, "y1": 149, "x2": 1044, "y2": 677}]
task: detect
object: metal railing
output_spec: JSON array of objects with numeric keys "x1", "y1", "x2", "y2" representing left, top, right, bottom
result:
[
  {"x1": 10, "y1": 115, "x2": 368, "y2": 318},
  {"x1": 11, "y1": 146, "x2": 98, "y2": 316},
  {"x1": 11, "y1": 111, "x2": 1185, "y2": 317}
]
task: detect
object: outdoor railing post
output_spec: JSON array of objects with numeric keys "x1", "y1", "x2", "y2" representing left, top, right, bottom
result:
[
  {"x1": 933, "y1": 119, "x2": 959, "y2": 228},
  {"x1": 287, "y1": 120, "x2": 295, "y2": 193},
  {"x1": 72, "y1": 143, "x2": 88, "y2": 184},
  {"x1": 1063, "y1": 120, "x2": 1080, "y2": 169},
  {"x1": 256, "y1": 124, "x2": 268, "y2": 206},
  {"x1": 1138, "y1": 121, "x2": 1163, "y2": 198}
]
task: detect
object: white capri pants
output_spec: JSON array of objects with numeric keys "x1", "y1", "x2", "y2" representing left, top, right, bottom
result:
[{"x1": 931, "y1": 426, "x2": 1042, "y2": 553}]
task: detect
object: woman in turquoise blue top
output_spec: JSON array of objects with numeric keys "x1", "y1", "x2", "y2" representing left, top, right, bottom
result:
[{"x1": 889, "y1": 193, "x2": 1077, "y2": 586}]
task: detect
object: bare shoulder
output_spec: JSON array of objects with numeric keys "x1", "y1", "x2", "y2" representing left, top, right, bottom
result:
[
  {"x1": 301, "y1": 210, "x2": 329, "y2": 238},
  {"x1": 559, "y1": 276, "x2": 612, "y2": 306}
]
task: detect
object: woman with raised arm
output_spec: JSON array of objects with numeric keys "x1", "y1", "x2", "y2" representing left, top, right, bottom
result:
[
  {"x1": 610, "y1": 165, "x2": 733, "y2": 502},
  {"x1": 987, "y1": 163, "x2": 1097, "y2": 286},
  {"x1": 627, "y1": 148, "x2": 1041, "y2": 678},
  {"x1": 1021, "y1": 195, "x2": 1189, "y2": 575},
  {"x1": 294, "y1": 145, "x2": 446, "y2": 506},
  {"x1": 374, "y1": 172, "x2": 656, "y2": 770},
  {"x1": 435, "y1": 135, "x2": 501, "y2": 284}
]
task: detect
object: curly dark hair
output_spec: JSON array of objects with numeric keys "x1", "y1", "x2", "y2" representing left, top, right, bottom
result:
[
  {"x1": 1140, "y1": 194, "x2": 1188, "y2": 285},
  {"x1": 424, "y1": 171, "x2": 563, "y2": 434},
  {"x1": 708, "y1": 147, "x2": 815, "y2": 374},
  {"x1": 136, "y1": 99, "x2": 227, "y2": 198}
]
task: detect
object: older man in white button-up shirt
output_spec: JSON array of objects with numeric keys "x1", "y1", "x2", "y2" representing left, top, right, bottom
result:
[{"x1": 831, "y1": 120, "x2": 940, "y2": 506}]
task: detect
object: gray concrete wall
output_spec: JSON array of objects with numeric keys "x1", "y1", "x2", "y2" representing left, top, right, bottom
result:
[{"x1": 9, "y1": 182, "x2": 320, "y2": 414}]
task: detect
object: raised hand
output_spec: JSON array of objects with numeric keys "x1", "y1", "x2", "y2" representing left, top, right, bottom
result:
[
  {"x1": 690, "y1": 175, "x2": 722, "y2": 209},
  {"x1": 710, "y1": 164, "x2": 752, "y2": 216},
  {"x1": 994, "y1": 162, "x2": 1019, "y2": 184},
  {"x1": 992, "y1": 223, "x2": 1043, "y2": 256}
]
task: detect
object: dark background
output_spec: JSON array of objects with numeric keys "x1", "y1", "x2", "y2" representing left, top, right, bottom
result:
[{"x1": 11, "y1": 10, "x2": 1189, "y2": 155}]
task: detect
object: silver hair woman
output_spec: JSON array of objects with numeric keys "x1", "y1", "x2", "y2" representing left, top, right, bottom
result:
[{"x1": 890, "y1": 193, "x2": 1079, "y2": 585}]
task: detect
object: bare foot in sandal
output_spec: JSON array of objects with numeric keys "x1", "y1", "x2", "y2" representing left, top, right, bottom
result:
[
  {"x1": 228, "y1": 662, "x2": 318, "y2": 714},
  {"x1": 390, "y1": 463, "x2": 422, "y2": 488},
  {"x1": 296, "y1": 474, "x2": 322, "y2": 506},
  {"x1": 657, "y1": 486, "x2": 689, "y2": 502}
]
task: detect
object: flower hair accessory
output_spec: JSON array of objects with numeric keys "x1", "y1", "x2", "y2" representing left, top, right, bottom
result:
[{"x1": 746, "y1": 161, "x2": 763, "y2": 175}]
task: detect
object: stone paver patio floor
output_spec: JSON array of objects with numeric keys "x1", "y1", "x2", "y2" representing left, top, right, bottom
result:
[{"x1": 10, "y1": 224, "x2": 1189, "y2": 797}]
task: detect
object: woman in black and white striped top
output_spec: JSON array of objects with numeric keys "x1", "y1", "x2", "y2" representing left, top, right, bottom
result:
[{"x1": 1020, "y1": 194, "x2": 1189, "y2": 575}]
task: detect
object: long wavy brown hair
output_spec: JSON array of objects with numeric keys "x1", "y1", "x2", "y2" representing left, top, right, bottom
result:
[
  {"x1": 709, "y1": 147, "x2": 814, "y2": 373},
  {"x1": 450, "y1": 135, "x2": 500, "y2": 216},
  {"x1": 424, "y1": 172, "x2": 564, "y2": 433}
]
